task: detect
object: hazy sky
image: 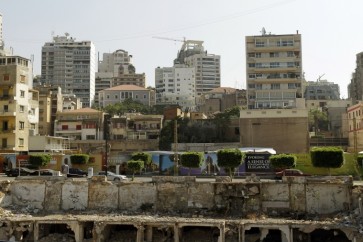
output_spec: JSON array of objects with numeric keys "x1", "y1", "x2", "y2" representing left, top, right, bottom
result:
[{"x1": 2, "y1": 0, "x2": 362, "y2": 98}]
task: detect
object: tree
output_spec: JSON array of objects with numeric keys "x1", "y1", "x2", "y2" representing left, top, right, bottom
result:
[
  {"x1": 127, "y1": 160, "x2": 144, "y2": 181},
  {"x1": 29, "y1": 154, "x2": 52, "y2": 169},
  {"x1": 270, "y1": 154, "x2": 297, "y2": 170},
  {"x1": 308, "y1": 108, "x2": 329, "y2": 136},
  {"x1": 180, "y1": 152, "x2": 203, "y2": 175},
  {"x1": 310, "y1": 147, "x2": 344, "y2": 175},
  {"x1": 70, "y1": 154, "x2": 90, "y2": 165},
  {"x1": 217, "y1": 149, "x2": 244, "y2": 178},
  {"x1": 131, "y1": 152, "x2": 152, "y2": 171}
]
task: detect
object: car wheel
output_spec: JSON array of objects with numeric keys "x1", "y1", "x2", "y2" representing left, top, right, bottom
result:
[{"x1": 114, "y1": 178, "x2": 120, "y2": 181}]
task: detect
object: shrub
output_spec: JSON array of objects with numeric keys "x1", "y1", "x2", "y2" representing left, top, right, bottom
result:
[
  {"x1": 310, "y1": 147, "x2": 344, "y2": 175},
  {"x1": 270, "y1": 154, "x2": 297, "y2": 170},
  {"x1": 180, "y1": 152, "x2": 203, "y2": 175},
  {"x1": 217, "y1": 149, "x2": 244, "y2": 178},
  {"x1": 131, "y1": 152, "x2": 152, "y2": 166},
  {"x1": 127, "y1": 159, "x2": 144, "y2": 181},
  {"x1": 70, "y1": 154, "x2": 90, "y2": 165},
  {"x1": 29, "y1": 154, "x2": 51, "y2": 168},
  {"x1": 357, "y1": 155, "x2": 363, "y2": 167}
]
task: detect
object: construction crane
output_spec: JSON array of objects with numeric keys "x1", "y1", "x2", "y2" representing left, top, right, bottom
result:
[{"x1": 152, "y1": 36, "x2": 186, "y2": 43}]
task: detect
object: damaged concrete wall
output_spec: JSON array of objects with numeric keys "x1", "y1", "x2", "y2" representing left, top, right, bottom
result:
[{"x1": 0, "y1": 176, "x2": 357, "y2": 216}]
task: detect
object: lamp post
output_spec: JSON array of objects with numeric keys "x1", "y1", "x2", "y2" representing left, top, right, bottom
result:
[
  {"x1": 104, "y1": 113, "x2": 111, "y2": 174},
  {"x1": 174, "y1": 119, "x2": 178, "y2": 176}
]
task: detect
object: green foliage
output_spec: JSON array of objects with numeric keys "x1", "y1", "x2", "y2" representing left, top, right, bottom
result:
[
  {"x1": 29, "y1": 154, "x2": 52, "y2": 168},
  {"x1": 127, "y1": 160, "x2": 144, "y2": 181},
  {"x1": 180, "y1": 152, "x2": 203, "y2": 175},
  {"x1": 217, "y1": 149, "x2": 244, "y2": 178},
  {"x1": 357, "y1": 155, "x2": 363, "y2": 167},
  {"x1": 131, "y1": 152, "x2": 152, "y2": 166},
  {"x1": 102, "y1": 98, "x2": 154, "y2": 116},
  {"x1": 70, "y1": 154, "x2": 90, "y2": 165},
  {"x1": 310, "y1": 147, "x2": 344, "y2": 168},
  {"x1": 270, "y1": 154, "x2": 297, "y2": 169},
  {"x1": 308, "y1": 108, "x2": 329, "y2": 133}
]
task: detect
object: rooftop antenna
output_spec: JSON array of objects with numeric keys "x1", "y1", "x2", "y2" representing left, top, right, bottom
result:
[
  {"x1": 317, "y1": 73, "x2": 325, "y2": 82},
  {"x1": 261, "y1": 27, "x2": 266, "y2": 36}
]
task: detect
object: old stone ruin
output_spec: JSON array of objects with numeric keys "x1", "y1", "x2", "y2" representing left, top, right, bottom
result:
[{"x1": 0, "y1": 175, "x2": 362, "y2": 241}]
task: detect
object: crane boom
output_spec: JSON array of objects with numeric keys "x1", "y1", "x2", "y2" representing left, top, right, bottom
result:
[{"x1": 152, "y1": 36, "x2": 186, "y2": 42}]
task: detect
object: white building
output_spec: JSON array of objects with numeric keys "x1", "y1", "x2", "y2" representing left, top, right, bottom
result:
[
  {"x1": 155, "y1": 65, "x2": 196, "y2": 110},
  {"x1": 41, "y1": 34, "x2": 96, "y2": 108},
  {"x1": 174, "y1": 40, "x2": 220, "y2": 97}
]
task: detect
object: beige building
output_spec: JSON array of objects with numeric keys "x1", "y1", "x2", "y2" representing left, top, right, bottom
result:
[
  {"x1": 246, "y1": 30, "x2": 303, "y2": 109},
  {"x1": 347, "y1": 102, "x2": 363, "y2": 152},
  {"x1": 199, "y1": 87, "x2": 247, "y2": 115},
  {"x1": 54, "y1": 108, "x2": 104, "y2": 141},
  {"x1": 98, "y1": 85, "x2": 155, "y2": 108},
  {"x1": 0, "y1": 56, "x2": 38, "y2": 154},
  {"x1": 239, "y1": 109, "x2": 309, "y2": 153},
  {"x1": 348, "y1": 52, "x2": 363, "y2": 103}
]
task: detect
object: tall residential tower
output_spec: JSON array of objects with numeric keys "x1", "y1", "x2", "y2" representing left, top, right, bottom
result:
[
  {"x1": 40, "y1": 34, "x2": 96, "y2": 107},
  {"x1": 245, "y1": 30, "x2": 303, "y2": 109}
]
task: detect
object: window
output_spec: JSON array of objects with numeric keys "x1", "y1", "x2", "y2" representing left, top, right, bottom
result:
[
  {"x1": 19, "y1": 138, "x2": 24, "y2": 147},
  {"x1": 287, "y1": 51, "x2": 294, "y2": 57},
  {"x1": 62, "y1": 125, "x2": 68, "y2": 130},
  {"x1": 143, "y1": 94, "x2": 146, "y2": 99},
  {"x1": 248, "y1": 74, "x2": 255, "y2": 79},
  {"x1": 20, "y1": 90, "x2": 25, "y2": 98},
  {"x1": 256, "y1": 41, "x2": 265, "y2": 47},
  {"x1": 270, "y1": 62, "x2": 280, "y2": 68},
  {"x1": 2, "y1": 138, "x2": 7, "y2": 148},
  {"x1": 248, "y1": 84, "x2": 255, "y2": 88},
  {"x1": 4, "y1": 105, "x2": 8, "y2": 112},
  {"x1": 76, "y1": 125, "x2": 82, "y2": 130},
  {"x1": 270, "y1": 52, "x2": 279, "y2": 58},
  {"x1": 3, "y1": 74, "x2": 9, "y2": 81},
  {"x1": 20, "y1": 75, "x2": 26, "y2": 83},
  {"x1": 20, "y1": 105, "x2": 25, "y2": 112},
  {"x1": 288, "y1": 83, "x2": 296, "y2": 89},
  {"x1": 248, "y1": 53, "x2": 255, "y2": 58},
  {"x1": 271, "y1": 83, "x2": 280, "y2": 90},
  {"x1": 256, "y1": 84, "x2": 262, "y2": 90},
  {"x1": 255, "y1": 53, "x2": 261, "y2": 58},
  {"x1": 248, "y1": 63, "x2": 255, "y2": 68},
  {"x1": 19, "y1": 121, "x2": 25, "y2": 130}
]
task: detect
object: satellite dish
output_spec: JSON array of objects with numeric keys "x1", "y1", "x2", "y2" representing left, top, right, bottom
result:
[{"x1": 261, "y1": 27, "x2": 266, "y2": 35}]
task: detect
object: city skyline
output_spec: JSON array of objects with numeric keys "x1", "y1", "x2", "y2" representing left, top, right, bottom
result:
[{"x1": 2, "y1": 0, "x2": 363, "y2": 98}]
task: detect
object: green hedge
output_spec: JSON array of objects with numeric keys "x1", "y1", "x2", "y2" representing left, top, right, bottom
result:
[
  {"x1": 127, "y1": 159, "x2": 144, "y2": 181},
  {"x1": 180, "y1": 152, "x2": 203, "y2": 169},
  {"x1": 270, "y1": 154, "x2": 296, "y2": 169},
  {"x1": 357, "y1": 155, "x2": 363, "y2": 167},
  {"x1": 29, "y1": 154, "x2": 51, "y2": 168},
  {"x1": 131, "y1": 152, "x2": 152, "y2": 166},
  {"x1": 310, "y1": 147, "x2": 344, "y2": 168},
  {"x1": 70, "y1": 154, "x2": 90, "y2": 165},
  {"x1": 217, "y1": 149, "x2": 244, "y2": 177}
]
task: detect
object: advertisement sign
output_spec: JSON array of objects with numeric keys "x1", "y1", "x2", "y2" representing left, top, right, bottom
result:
[{"x1": 245, "y1": 153, "x2": 272, "y2": 172}]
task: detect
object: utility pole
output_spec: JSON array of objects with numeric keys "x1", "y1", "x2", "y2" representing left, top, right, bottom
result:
[
  {"x1": 174, "y1": 119, "x2": 178, "y2": 176},
  {"x1": 353, "y1": 116, "x2": 358, "y2": 160}
]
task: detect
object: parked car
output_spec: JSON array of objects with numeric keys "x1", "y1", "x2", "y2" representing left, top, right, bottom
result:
[
  {"x1": 67, "y1": 168, "x2": 88, "y2": 177},
  {"x1": 275, "y1": 169, "x2": 310, "y2": 179},
  {"x1": 5, "y1": 167, "x2": 35, "y2": 177},
  {"x1": 97, "y1": 171, "x2": 128, "y2": 181},
  {"x1": 32, "y1": 169, "x2": 57, "y2": 176}
]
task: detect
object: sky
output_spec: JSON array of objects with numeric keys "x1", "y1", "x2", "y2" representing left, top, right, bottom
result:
[{"x1": 2, "y1": 0, "x2": 362, "y2": 99}]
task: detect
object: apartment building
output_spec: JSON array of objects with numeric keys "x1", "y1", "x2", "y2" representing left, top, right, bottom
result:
[
  {"x1": 198, "y1": 87, "x2": 247, "y2": 115},
  {"x1": 41, "y1": 34, "x2": 96, "y2": 108},
  {"x1": 98, "y1": 85, "x2": 154, "y2": 108},
  {"x1": 95, "y1": 49, "x2": 145, "y2": 106},
  {"x1": 0, "y1": 56, "x2": 38, "y2": 153},
  {"x1": 347, "y1": 102, "x2": 363, "y2": 152},
  {"x1": 155, "y1": 65, "x2": 196, "y2": 110},
  {"x1": 174, "y1": 40, "x2": 220, "y2": 97},
  {"x1": 245, "y1": 29, "x2": 303, "y2": 109},
  {"x1": 305, "y1": 80, "x2": 340, "y2": 100},
  {"x1": 348, "y1": 52, "x2": 363, "y2": 103},
  {"x1": 54, "y1": 108, "x2": 103, "y2": 141}
]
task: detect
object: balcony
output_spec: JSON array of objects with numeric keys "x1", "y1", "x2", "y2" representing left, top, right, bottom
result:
[{"x1": 0, "y1": 110, "x2": 16, "y2": 116}]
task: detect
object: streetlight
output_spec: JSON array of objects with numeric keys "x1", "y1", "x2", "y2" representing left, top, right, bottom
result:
[{"x1": 104, "y1": 114, "x2": 111, "y2": 174}]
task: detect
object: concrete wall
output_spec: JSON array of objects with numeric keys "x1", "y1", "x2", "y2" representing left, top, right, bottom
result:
[{"x1": 0, "y1": 176, "x2": 356, "y2": 216}]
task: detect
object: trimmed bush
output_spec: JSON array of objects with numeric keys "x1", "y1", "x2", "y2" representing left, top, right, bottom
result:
[
  {"x1": 310, "y1": 147, "x2": 344, "y2": 169},
  {"x1": 29, "y1": 154, "x2": 51, "y2": 168},
  {"x1": 217, "y1": 149, "x2": 244, "y2": 178},
  {"x1": 127, "y1": 159, "x2": 144, "y2": 181},
  {"x1": 270, "y1": 154, "x2": 297, "y2": 169},
  {"x1": 180, "y1": 152, "x2": 203, "y2": 175},
  {"x1": 70, "y1": 154, "x2": 90, "y2": 165},
  {"x1": 357, "y1": 155, "x2": 363, "y2": 167},
  {"x1": 131, "y1": 152, "x2": 152, "y2": 166}
]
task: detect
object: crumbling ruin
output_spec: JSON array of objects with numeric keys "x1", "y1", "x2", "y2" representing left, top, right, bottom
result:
[{"x1": 0, "y1": 175, "x2": 362, "y2": 241}]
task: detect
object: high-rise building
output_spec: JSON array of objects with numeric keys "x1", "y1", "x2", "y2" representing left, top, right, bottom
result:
[
  {"x1": 95, "y1": 49, "x2": 145, "y2": 106},
  {"x1": 0, "y1": 13, "x2": 3, "y2": 49},
  {"x1": 245, "y1": 29, "x2": 303, "y2": 109},
  {"x1": 0, "y1": 56, "x2": 38, "y2": 153},
  {"x1": 305, "y1": 80, "x2": 340, "y2": 100},
  {"x1": 155, "y1": 65, "x2": 196, "y2": 110},
  {"x1": 174, "y1": 40, "x2": 220, "y2": 96},
  {"x1": 348, "y1": 52, "x2": 363, "y2": 103},
  {"x1": 40, "y1": 34, "x2": 95, "y2": 108}
]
